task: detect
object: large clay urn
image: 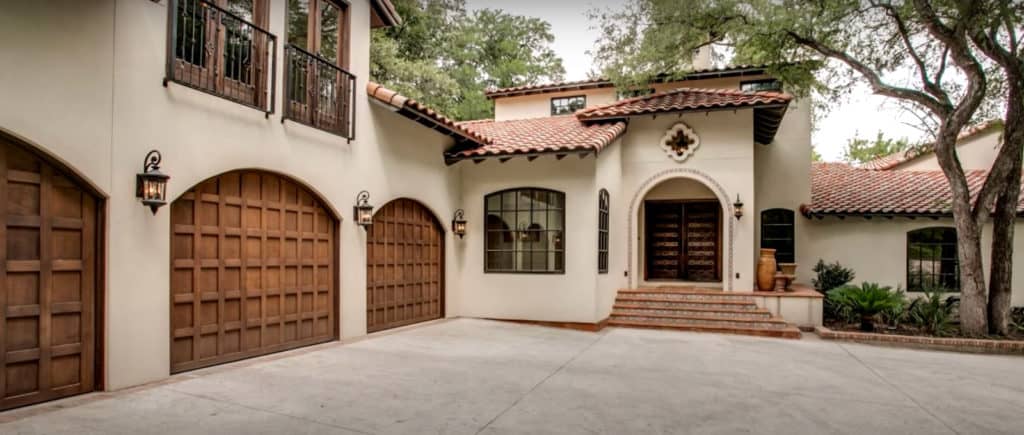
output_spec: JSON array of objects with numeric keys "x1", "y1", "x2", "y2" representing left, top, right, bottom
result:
[{"x1": 757, "y1": 248, "x2": 777, "y2": 292}]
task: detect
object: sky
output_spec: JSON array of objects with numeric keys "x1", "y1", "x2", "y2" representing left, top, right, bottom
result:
[{"x1": 464, "y1": 0, "x2": 929, "y2": 161}]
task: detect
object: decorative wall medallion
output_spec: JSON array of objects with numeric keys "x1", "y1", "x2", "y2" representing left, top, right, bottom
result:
[{"x1": 659, "y1": 122, "x2": 700, "y2": 162}]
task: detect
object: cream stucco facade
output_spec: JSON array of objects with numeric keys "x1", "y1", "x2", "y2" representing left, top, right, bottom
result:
[{"x1": 1, "y1": 0, "x2": 1021, "y2": 410}]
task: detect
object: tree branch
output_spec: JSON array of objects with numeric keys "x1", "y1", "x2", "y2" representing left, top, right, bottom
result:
[{"x1": 876, "y1": 2, "x2": 949, "y2": 105}]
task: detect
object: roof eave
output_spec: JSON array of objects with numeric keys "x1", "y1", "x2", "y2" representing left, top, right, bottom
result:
[{"x1": 370, "y1": 0, "x2": 402, "y2": 28}]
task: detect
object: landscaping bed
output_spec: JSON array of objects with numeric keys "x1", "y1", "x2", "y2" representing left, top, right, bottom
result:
[{"x1": 816, "y1": 325, "x2": 1024, "y2": 355}]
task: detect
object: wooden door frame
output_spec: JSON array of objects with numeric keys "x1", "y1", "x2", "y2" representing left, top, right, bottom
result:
[
  {"x1": 0, "y1": 130, "x2": 108, "y2": 398},
  {"x1": 642, "y1": 198, "x2": 722, "y2": 283}
]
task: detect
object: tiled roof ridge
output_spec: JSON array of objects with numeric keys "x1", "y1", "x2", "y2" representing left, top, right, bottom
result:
[
  {"x1": 366, "y1": 81, "x2": 493, "y2": 145},
  {"x1": 455, "y1": 114, "x2": 582, "y2": 127},
  {"x1": 576, "y1": 87, "x2": 792, "y2": 117}
]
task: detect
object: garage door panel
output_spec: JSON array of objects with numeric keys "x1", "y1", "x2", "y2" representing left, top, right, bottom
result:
[
  {"x1": 366, "y1": 199, "x2": 444, "y2": 333},
  {"x1": 1, "y1": 139, "x2": 98, "y2": 411},
  {"x1": 170, "y1": 171, "x2": 336, "y2": 373}
]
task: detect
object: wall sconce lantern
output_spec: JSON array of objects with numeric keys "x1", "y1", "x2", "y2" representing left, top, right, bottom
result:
[
  {"x1": 136, "y1": 150, "x2": 170, "y2": 215},
  {"x1": 452, "y1": 209, "x2": 467, "y2": 238},
  {"x1": 354, "y1": 190, "x2": 374, "y2": 227},
  {"x1": 733, "y1": 194, "x2": 744, "y2": 220}
]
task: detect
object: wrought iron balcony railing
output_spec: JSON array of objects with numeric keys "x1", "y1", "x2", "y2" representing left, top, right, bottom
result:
[
  {"x1": 283, "y1": 45, "x2": 357, "y2": 140},
  {"x1": 164, "y1": 0, "x2": 277, "y2": 115}
]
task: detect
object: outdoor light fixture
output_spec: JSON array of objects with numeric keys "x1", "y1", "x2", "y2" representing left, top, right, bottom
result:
[
  {"x1": 733, "y1": 194, "x2": 744, "y2": 220},
  {"x1": 136, "y1": 150, "x2": 170, "y2": 215},
  {"x1": 452, "y1": 209, "x2": 467, "y2": 238},
  {"x1": 354, "y1": 190, "x2": 374, "y2": 227}
]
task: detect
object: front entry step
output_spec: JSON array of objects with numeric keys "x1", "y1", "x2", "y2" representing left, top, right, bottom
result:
[{"x1": 609, "y1": 287, "x2": 801, "y2": 339}]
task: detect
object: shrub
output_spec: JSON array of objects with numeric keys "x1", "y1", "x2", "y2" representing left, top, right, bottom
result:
[
  {"x1": 907, "y1": 288, "x2": 958, "y2": 336},
  {"x1": 879, "y1": 287, "x2": 908, "y2": 329},
  {"x1": 813, "y1": 260, "x2": 855, "y2": 293},
  {"x1": 1011, "y1": 307, "x2": 1024, "y2": 335},
  {"x1": 827, "y1": 283, "x2": 904, "y2": 332}
]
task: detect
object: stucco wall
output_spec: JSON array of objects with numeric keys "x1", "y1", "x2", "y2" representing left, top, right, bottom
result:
[
  {"x1": 493, "y1": 88, "x2": 618, "y2": 121},
  {"x1": 595, "y1": 140, "x2": 627, "y2": 321},
  {"x1": 804, "y1": 217, "x2": 1024, "y2": 306},
  {"x1": 457, "y1": 156, "x2": 601, "y2": 323},
  {"x1": 1, "y1": 0, "x2": 463, "y2": 391},
  {"x1": 897, "y1": 130, "x2": 1003, "y2": 171}
]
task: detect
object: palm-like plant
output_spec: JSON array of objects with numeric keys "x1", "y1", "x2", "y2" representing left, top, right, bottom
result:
[
  {"x1": 907, "y1": 288, "x2": 958, "y2": 336},
  {"x1": 827, "y1": 283, "x2": 905, "y2": 332}
]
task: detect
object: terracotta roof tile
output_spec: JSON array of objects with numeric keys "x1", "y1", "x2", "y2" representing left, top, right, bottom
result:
[
  {"x1": 576, "y1": 87, "x2": 792, "y2": 120},
  {"x1": 367, "y1": 82, "x2": 491, "y2": 145},
  {"x1": 860, "y1": 120, "x2": 1004, "y2": 170},
  {"x1": 804, "y1": 162, "x2": 1024, "y2": 216},
  {"x1": 447, "y1": 116, "x2": 627, "y2": 162}
]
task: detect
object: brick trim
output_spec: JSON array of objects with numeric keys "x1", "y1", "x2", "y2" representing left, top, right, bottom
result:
[{"x1": 815, "y1": 326, "x2": 1024, "y2": 355}]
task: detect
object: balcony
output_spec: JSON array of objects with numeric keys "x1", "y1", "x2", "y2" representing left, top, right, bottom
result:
[
  {"x1": 283, "y1": 45, "x2": 357, "y2": 140},
  {"x1": 164, "y1": 0, "x2": 277, "y2": 115}
]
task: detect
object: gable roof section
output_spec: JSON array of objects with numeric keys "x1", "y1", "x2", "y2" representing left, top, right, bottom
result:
[
  {"x1": 576, "y1": 87, "x2": 792, "y2": 144},
  {"x1": 803, "y1": 162, "x2": 1024, "y2": 217},
  {"x1": 860, "y1": 120, "x2": 1004, "y2": 170},
  {"x1": 484, "y1": 64, "x2": 774, "y2": 98},
  {"x1": 445, "y1": 116, "x2": 627, "y2": 164},
  {"x1": 367, "y1": 82, "x2": 491, "y2": 146}
]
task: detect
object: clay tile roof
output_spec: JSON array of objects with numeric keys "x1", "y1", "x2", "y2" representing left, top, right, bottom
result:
[
  {"x1": 445, "y1": 116, "x2": 627, "y2": 163},
  {"x1": 575, "y1": 87, "x2": 792, "y2": 120},
  {"x1": 367, "y1": 81, "x2": 491, "y2": 145},
  {"x1": 803, "y1": 162, "x2": 1024, "y2": 216},
  {"x1": 484, "y1": 64, "x2": 774, "y2": 98},
  {"x1": 860, "y1": 120, "x2": 1004, "y2": 170}
]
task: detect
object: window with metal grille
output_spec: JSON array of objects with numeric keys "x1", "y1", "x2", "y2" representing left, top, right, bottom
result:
[
  {"x1": 760, "y1": 209, "x2": 795, "y2": 264},
  {"x1": 598, "y1": 189, "x2": 610, "y2": 273},
  {"x1": 551, "y1": 95, "x2": 586, "y2": 115},
  {"x1": 907, "y1": 227, "x2": 959, "y2": 292},
  {"x1": 485, "y1": 188, "x2": 565, "y2": 273}
]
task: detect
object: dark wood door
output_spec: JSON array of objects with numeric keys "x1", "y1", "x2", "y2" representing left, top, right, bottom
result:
[
  {"x1": 366, "y1": 199, "x2": 443, "y2": 333},
  {"x1": 170, "y1": 171, "x2": 336, "y2": 373},
  {"x1": 1, "y1": 139, "x2": 98, "y2": 411},
  {"x1": 644, "y1": 201, "x2": 721, "y2": 282}
]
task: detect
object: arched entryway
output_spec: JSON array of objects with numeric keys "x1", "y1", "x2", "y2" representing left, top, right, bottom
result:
[
  {"x1": 0, "y1": 133, "x2": 103, "y2": 411},
  {"x1": 169, "y1": 170, "x2": 338, "y2": 373},
  {"x1": 366, "y1": 198, "x2": 444, "y2": 333},
  {"x1": 628, "y1": 169, "x2": 736, "y2": 290}
]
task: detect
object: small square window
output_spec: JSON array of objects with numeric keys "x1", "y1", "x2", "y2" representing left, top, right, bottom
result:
[
  {"x1": 740, "y1": 79, "x2": 782, "y2": 92},
  {"x1": 551, "y1": 96, "x2": 587, "y2": 115}
]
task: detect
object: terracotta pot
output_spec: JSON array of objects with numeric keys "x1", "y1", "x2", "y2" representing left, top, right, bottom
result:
[
  {"x1": 778, "y1": 263, "x2": 798, "y2": 276},
  {"x1": 757, "y1": 248, "x2": 777, "y2": 292}
]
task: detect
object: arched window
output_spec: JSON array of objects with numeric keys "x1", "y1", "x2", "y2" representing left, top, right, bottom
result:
[
  {"x1": 907, "y1": 227, "x2": 959, "y2": 292},
  {"x1": 485, "y1": 188, "x2": 565, "y2": 273},
  {"x1": 761, "y1": 209, "x2": 795, "y2": 264},
  {"x1": 598, "y1": 189, "x2": 610, "y2": 273}
]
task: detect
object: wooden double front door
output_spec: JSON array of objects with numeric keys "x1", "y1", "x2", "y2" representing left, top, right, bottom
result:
[
  {"x1": 645, "y1": 200, "x2": 721, "y2": 282},
  {"x1": 0, "y1": 138, "x2": 100, "y2": 411},
  {"x1": 366, "y1": 199, "x2": 444, "y2": 333},
  {"x1": 170, "y1": 171, "x2": 337, "y2": 373}
]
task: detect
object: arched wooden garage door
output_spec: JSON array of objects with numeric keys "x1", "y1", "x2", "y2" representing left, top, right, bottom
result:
[
  {"x1": 0, "y1": 137, "x2": 100, "y2": 411},
  {"x1": 366, "y1": 199, "x2": 444, "y2": 333},
  {"x1": 170, "y1": 171, "x2": 336, "y2": 373}
]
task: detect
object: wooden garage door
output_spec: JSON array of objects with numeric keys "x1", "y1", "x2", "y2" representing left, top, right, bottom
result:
[
  {"x1": 366, "y1": 199, "x2": 443, "y2": 333},
  {"x1": 170, "y1": 171, "x2": 336, "y2": 373},
  {"x1": 1, "y1": 139, "x2": 98, "y2": 411}
]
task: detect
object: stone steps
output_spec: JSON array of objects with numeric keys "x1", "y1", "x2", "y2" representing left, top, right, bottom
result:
[{"x1": 609, "y1": 287, "x2": 801, "y2": 339}]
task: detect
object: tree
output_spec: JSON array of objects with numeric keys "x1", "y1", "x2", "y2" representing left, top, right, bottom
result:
[
  {"x1": 811, "y1": 147, "x2": 823, "y2": 162},
  {"x1": 841, "y1": 132, "x2": 911, "y2": 165},
  {"x1": 590, "y1": 0, "x2": 1021, "y2": 335},
  {"x1": 371, "y1": 0, "x2": 565, "y2": 120}
]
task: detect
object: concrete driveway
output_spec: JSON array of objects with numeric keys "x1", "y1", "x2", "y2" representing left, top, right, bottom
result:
[{"x1": 2, "y1": 318, "x2": 1022, "y2": 435}]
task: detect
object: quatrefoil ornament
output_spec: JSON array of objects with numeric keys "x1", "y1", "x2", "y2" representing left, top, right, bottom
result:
[{"x1": 659, "y1": 122, "x2": 701, "y2": 162}]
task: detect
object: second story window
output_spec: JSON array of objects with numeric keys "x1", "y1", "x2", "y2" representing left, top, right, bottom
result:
[
  {"x1": 551, "y1": 96, "x2": 586, "y2": 115},
  {"x1": 166, "y1": 0, "x2": 276, "y2": 114},
  {"x1": 740, "y1": 79, "x2": 782, "y2": 92},
  {"x1": 284, "y1": 0, "x2": 356, "y2": 139}
]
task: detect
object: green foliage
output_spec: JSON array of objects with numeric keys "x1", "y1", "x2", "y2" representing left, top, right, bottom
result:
[
  {"x1": 812, "y1": 260, "x2": 855, "y2": 293},
  {"x1": 1010, "y1": 307, "x2": 1024, "y2": 335},
  {"x1": 841, "y1": 132, "x2": 912, "y2": 165},
  {"x1": 811, "y1": 147, "x2": 823, "y2": 162},
  {"x1": 370, "y1": 0, "x2": 565, "y2": 120},
  {"x1": 907, "y1": 288, "x2": 959, "y2": 336},
  {"x1": 827, "y1": 283, "x2": 905, "y2": 332}
]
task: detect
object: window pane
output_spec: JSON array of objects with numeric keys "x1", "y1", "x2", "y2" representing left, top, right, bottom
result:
[
  {"x1": 486, "y1": 194, "x2": 501, "y2": 212},
  {"x1": 288, "y1": 0, "x2": 309, "y2": 49},
  {"x1": 318, "y1": 1, "x2": 340, "y2": 64},
  {"x1": 175, "y1": 0, "x2": 208, "y2": 67},
  {"x1": 907, "y1": 227, "x2": 959, "y2": 291}
]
